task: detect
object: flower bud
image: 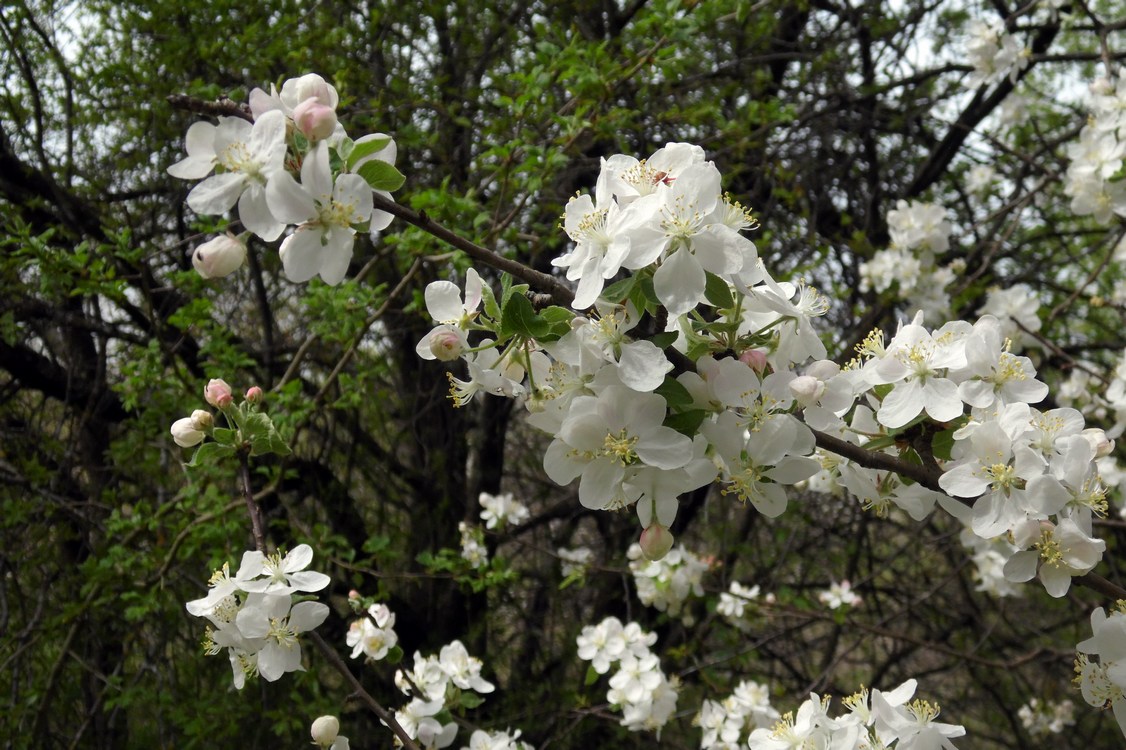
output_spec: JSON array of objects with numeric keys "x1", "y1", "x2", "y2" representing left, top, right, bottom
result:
[
  {"x1": 789, "y1": 375, "x2": 825, "y2": 407},
  {"x1": 192, "y1": 234, "x2": 246, "y2": 279},
  {"x1": 348, "y1": 589, "x2": 361, "y2": 601},
  {"x1": 190, "y1": 409, "x2": 213, "y2": 430},
  {"x1": 639, "y1": 524, "x2": 675, "y2": 561},
  {"x1": 170, "y1": 417, "x2": 205, "y2": 448},
  {"x1": 1082, "y1": 428, "x2": 1115, "y2": 458},
  {"x1": 204, "y1": 378, "x2": 233, "y2": 408},
  {"x1": 310, "y1": 715, "x2": 340, "y2": 748},
  {"x1": 429, "y1": 326, "x2": 466, "y2": 362},
  {"x1": 291, "y1": 73, "x2": 337, "y2": 108},
  {"x1": 293, "y1": 97, "x2": 338, "y2": 141},
  {"x1": 738, "y1": 348, "x2": 768, "y2": 373},
  {"x1": 245, "y1": 386, "x2": 264, "y2": 404}
]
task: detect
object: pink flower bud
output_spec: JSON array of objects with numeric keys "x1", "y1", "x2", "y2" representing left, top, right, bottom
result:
[
  {"x1": 738, "y1": 348, "x2": 768, "y2": 373},
  {"x1": 192, "y1": 234, "x2": 246, "y2": 279},
  {"x1": 639, "y1": 524, "x2": 675, "y2": 561},
  {"x1": 429, "y1": 326, "x2": 466, "y2": 362},
  {"x1": 245, "y1": 386, "x2": 264, "y2": 404},
  {"x1": 310, "y1": 715, "x2": 340, "y2": 747},
  {"x1": 204, "y1": 378, "x2": 233, "y2": 408},
  {"x1": 170, "y1": 417, "x2": 205, "y2": 448},
  {"x1": 293, "y1": 97, "x2": 338, "y2": 141},
  {"x1": 348, "y1": 589, "x2": 361, "y2": 600},
  {"x1": 189, "y1": 409, "x2": 213, "y2": 430}
]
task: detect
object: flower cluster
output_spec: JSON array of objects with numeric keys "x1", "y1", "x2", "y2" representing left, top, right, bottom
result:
[
  {"x1": 716, "y1": 581, "x2": 761, "y2": 622},
  {"x1": 478, "y1": 491, "x2": 529, "y2": 529},
  {"x1": 747, "y1": 680, "x2": 965, "y2": 749},
  {"x1": 576, "y1": 616, "x2": 679, "y2": 734},
  {"x1": 627, "y1": 542, "x2": 709, "y2": 624},
  {"x1": 390, "y1": 632, "x2": 501, "y2": 750},
  {"x1": 346, "y1": 602, "x2": 399, "y2": 661},
  {"x1": 858, "y1": 199, "x2": 959, "y2": 323},
  {"x1": 1065, "y1": 75, "x2": 1126, "y2": 225},
  {"x1": 169, "y1": 73, "x2": 402, "y2": 284},
  {"x1": 696, "y1": 680, "x2": 780, "y2": 749},
  {"x1": 963, "y1": 20, "x2": 1030, "y2": 88},
  {"x1": 1075, "y1": 604, "x2": 1126, "y2": 735},
  {"x1": 185, "y1": 545, "x2": 330, "y2": 688},
  {"x1": 1017, "y1": 697, "x2": 1075, "y2": 736}
]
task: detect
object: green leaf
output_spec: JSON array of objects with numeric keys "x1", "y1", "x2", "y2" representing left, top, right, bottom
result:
[
  {"x1": 458, "y1": 691, "x2": 485, "y2": 709},
  {"x1": 584, "y1": 664, "x2": 600, "y2": 687},
  {"x1": 500, "y1": 293, "x2": 549, "y2": 338},
  {"x1": 704, "y1": 272, "x2": 735, "y2": 309},
  {"x1": 480, "y1": 280, "x2": 501, "y2": 322},
  {"x1": 187, "y1": 441, "x2": 236, "y2": 467},
  {"x1": 385, "y1": 644, "x2": 404, "y2": 665},
  {"x1": 649, "y1": 331, "x2": 679, "y2": 350},
  {"x1": 601, "y1": 275, "x2": 637, "y2": 303},
  {"x1": 210, "y1": 427, "x2": 238, "y2": 446},
  {"x1": 931, "y1": 428, "x2": 956, "y2": 461},
  {"x1": 664, "y1": 409, "x2": 708, "y2": 436},
  {"x1": 346, "y1": 135, "x2": 393, "y2": 169},
  {"x1": 655, "y1": 376, "x2": 693, "y2": 410},
  {"x1": 242, "y1": 412, "x2": 292, "y2": 457},
  {"x1": 356, "y1": 160, "x2": 406, "y2": 192}
]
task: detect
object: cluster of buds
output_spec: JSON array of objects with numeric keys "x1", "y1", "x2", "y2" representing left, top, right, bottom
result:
[{"x1": 169, "y1": 378, "x2": 287, "y2": 464}]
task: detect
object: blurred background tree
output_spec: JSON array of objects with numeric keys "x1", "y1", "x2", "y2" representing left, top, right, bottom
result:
[{"x1": 2, "y1": 0, "x2": 1126, "y2": 747}]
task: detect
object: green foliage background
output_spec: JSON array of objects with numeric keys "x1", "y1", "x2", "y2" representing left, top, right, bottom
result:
[{"x1": 3, "y1": 0, "x2": 1126, "y2": 747}]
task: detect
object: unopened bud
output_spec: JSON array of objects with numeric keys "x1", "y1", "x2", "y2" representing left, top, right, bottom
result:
[
  {"x1": 310, "y1": 715, "x2": 340, "y2": 748},
  {"x1": 293, "y1": 97, "x2": 338, "y2": 141},
  {"x1": 291, "y1": 73, "x2": 338, "y2": 108},
  {"x1": 245, "y1": 386, "x2": 264, "y2": 404},
  {"x1": 192, "y1": 234, "x2": 246, "y2": 279},
  {"x1": 190, "y1": 409, "x2": 213, "y2": 430},
  {"x1": 170, "y1": 417, "x2": 205, "y2": 448},
  {"x1": 429, "y1": 327, "x2": 466, "y2": 362},
  {"x1": 204, "y1": 378, "x2": 233, "y2": 408},
  {"x1": 639, "y1": 524, "x2": 675, "y2": 561},
  {"x1": 1082, "y1": 428, "x2": 1115, "y2": 458},
  {"x1": 738, "y1": 348, "x2": 768, "y2": 373},
  {"x1": 789, "y1": 375, "x2": 825, "y2": 407},
  {"x1": 348, "y1": 589, "x2": 361, "y2": 600}
]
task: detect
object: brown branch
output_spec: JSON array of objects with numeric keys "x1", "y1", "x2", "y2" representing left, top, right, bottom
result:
[
  {"x1": 369, "y1": 193, "x2": 577, "y2": 307},
  {"x1": 166, "y1": 93, "x2": 254, "y2": 122}
]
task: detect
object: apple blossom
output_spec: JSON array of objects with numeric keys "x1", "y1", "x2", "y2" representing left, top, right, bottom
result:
[{"x1": 204, "y1": 378, "x2": 233, "y2": 408}]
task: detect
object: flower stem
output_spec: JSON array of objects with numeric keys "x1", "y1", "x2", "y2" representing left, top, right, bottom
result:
[
  {"x1": 238, "y1": 452, "x2": 267, "y2": 553},
  {"x1": 308, "y1": 631, "x2": 422, "y2": 750}
]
